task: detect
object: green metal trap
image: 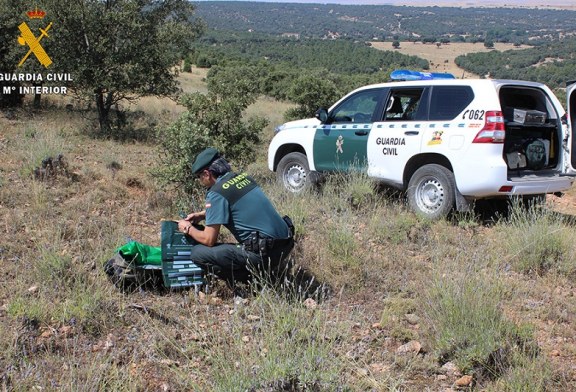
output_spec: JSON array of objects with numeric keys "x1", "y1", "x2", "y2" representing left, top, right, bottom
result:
[{"x1": 160, "y1": 220, "x2": 204, "y2": 290}]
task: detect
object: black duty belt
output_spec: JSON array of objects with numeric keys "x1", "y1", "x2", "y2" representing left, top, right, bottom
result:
[
  {"x1": 243, "y1": 232, "x2": 293, "y2": 255},
  {"x1": 270, "y1": 237, "x2": 293, "y2": 246}
]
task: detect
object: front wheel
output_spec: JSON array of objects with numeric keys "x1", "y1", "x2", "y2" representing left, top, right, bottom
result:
[
  {"x1": 277, "y1": 152, "x2": 311, "y2": 193},
  {"x1": 407, "y1": 164, "x2": 456, "y2": 219}
]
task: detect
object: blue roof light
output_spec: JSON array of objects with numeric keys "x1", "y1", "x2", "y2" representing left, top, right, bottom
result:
[{"x1": 390, "y1": 69, "x2": 455, "y2": 81}]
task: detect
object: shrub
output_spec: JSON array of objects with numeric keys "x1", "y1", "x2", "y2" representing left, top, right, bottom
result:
[
  {"x1": 420, "y1": 254, "x2": 540, "y2": 381},
  {"x1": 16, "y1": 126, "x2": 71, "y2": 178},
  {"x1": 284, "y1": 74, "x2": 340, "y2": 121},
  {"x1": 154, "y1": 67, "x2": 268, "y2": 197},
  {"x1": 499, "y1": 201, "x2": 575, "y2": 277},
  {"x1": 485, "y1": 353, "x2": 553, "y2": 391}
]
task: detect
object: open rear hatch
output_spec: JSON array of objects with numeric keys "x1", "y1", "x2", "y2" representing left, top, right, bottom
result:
[
  {"x1": 500, "y1": 85, "x2": 562, "y2": 175},
  {"x1": 568, "y1": 81, "x2": 576, "y2": 174}
]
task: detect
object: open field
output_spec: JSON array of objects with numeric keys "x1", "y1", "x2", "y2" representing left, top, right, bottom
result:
[
  {"x1": 371, "y1": 41, "x2": 531, "y2": 78},
  {"x1": 2, "y1": 71, "x2": 576, "y2": 390}
]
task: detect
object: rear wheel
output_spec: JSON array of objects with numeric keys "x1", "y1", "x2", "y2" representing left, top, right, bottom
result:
[
  {"x1": 407, "y1": 164, "x2": 456, "y2": 219},
  {"x1": 277, "y1": 152, "x2": 311, "y2": 193}
]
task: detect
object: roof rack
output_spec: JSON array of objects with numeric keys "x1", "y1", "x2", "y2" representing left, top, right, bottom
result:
[{"x1": 390, "y1": 69, "x2": 455, "y2": 81}]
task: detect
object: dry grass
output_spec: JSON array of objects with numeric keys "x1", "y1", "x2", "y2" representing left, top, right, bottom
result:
[
  {"x1": 177, "y1": 66, "x2": 210, "y2": 94},
  {"x1": 125, "y1": 66, "x2": 210, "y2": 121},
  {"x1": 371, "y1": 41, "x2": 531, "y2": 78},
  {"x1": 1, "y1": 72, "x2": 576, "y2": 390}
]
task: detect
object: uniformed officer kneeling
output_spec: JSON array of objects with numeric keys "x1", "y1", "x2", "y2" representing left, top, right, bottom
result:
[{"x1": 178, "y1": 147, "x2": 295, "y2": 291}]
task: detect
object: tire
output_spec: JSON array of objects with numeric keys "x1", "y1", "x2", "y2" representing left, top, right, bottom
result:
[
  {"x1": 277, "y1": 152, "x2": 311, "y2": 193},
  {"x1": 407, "y1": 164, "x2": 456, "y2": 219}
]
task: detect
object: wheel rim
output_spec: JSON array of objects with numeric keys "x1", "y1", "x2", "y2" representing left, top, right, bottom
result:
[
  {"x1": 415, "y1": 177, "x2": 445, "y2": 214},
  {"x1": 283, "y1": 163, "x2": 307, "y2": 192}
]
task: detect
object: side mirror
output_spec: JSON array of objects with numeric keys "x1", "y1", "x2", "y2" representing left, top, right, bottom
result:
[{"x1": 314, "y1": 108, "x2": 329, "y2": 123}]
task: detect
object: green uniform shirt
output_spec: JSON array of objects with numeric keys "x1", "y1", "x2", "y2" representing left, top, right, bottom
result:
[{"x1": 204, "y1": 172, "x2": 290, "y2": 243}]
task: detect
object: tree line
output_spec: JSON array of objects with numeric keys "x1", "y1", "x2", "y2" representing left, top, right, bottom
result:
[
  {"x1": 195, "y1": 1, "x2": 576, "y2": 45},
  {"x1": 455, "y1": 38, "x2": 576, "y2": 89},
  {"x1": 192, "y1": 31, "x2": 428, "y2": 75}
]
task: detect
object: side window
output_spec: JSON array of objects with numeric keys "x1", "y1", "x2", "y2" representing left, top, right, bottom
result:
[
  {"x1": 330, "y1": 89, "x2": 383, "y2": 123},
  {"x1": 429, "y1": 86, "x2": 474, "y2": 121},
  {"x1": 383, "y1": 88, "x2": 426, "y2": 121}
]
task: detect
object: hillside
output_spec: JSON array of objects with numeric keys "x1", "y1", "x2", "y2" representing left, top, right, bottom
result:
[
  {"x1": 194, "y1": 1, "x2": 576, "y2": 43},
  {"x1": 2, "y1": 68, "x2": 576, "y2": 390},
  {"x1": 320, "y1": 0, "x2": 576, "y2": 9},
  {"x1": 189, "y1": 2, "x2": 576, "y2": 91}
]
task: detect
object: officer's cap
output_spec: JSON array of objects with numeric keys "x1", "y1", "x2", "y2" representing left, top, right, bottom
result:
[{"x1": 191, "y1": 147, "x2": 220, "y2": 174}]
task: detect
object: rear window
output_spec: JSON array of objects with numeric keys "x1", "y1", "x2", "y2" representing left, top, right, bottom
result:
[{"x1": 429, "y1": 86, "x2": 474, "y2": 121}]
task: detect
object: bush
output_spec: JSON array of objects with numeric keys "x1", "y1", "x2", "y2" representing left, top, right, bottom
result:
[
  {"x1": 154, "y1": 68, "x2": 268, "y2": 197},
  {"x1": 182, "y1": 58, "x2": 192, "y2": 72},
  {"x1": 485, "y1": 354, "x2": 553, "y2": 392},
  {"x1": 421, "y1": 253, "x2": 540, "y2": 381},
  {"x1": 498, "y1": 201, "x2": 575, "y2": 277},
  {"x1": 284, "y1": 74, "x2": 340, "y2": 121}
]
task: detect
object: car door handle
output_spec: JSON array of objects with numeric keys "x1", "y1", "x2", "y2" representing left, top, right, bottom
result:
[
  {"x1": 355, "y1": 130, "x2": 369, "y2": 136},
  {"x1": 404, "y1": 131, "x2": 419, "y2": 136}
]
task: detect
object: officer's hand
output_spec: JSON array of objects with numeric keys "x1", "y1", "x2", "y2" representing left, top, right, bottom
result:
[
  {"x1": 178, "y1": 219, "x2": 192, "y2": 234},
  {"x1": 186, "y1": 211, "x2": 204, "y2": 223}
]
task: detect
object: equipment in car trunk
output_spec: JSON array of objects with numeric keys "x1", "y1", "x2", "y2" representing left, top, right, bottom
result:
[
  {"x1": 505, "y1": 137, "x2": 549, "y2": 171},
  {"x1": 503, "y1": 107, "x2": 547, "y2": 125}
]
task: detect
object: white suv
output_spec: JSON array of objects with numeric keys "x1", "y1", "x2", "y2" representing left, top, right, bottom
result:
[{"x1": 268, "y1": 71, "x2": 576, "y2": 218}]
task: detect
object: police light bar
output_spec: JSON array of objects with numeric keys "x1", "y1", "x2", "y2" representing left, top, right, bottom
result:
[{"x1": 390, "y1": 69, "x2": 455, "y2": 81}]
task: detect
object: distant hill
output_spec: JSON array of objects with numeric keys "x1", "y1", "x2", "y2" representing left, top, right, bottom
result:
[
  {"x1": 196, "y1": 0, "x2": 574, "y2": 7},
  {"x1": 194, "y1": 1, "x2": 576, "y2": 44}
]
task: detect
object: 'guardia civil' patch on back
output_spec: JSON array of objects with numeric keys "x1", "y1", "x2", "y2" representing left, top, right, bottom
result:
[{"x1": 210, "y1": 172, "x2": 258, "y2": 206}]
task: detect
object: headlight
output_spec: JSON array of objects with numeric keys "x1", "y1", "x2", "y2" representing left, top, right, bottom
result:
[{"x1": 274, "y1": 124, "x2": 286, "y2": 134}]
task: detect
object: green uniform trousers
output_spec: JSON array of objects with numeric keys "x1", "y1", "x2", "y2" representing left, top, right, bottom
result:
[{"x1": 189, "y1": 238, "x2": 294, "y2": 287}]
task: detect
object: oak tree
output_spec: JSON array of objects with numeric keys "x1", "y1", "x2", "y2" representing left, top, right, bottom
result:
[{"x1": 43, "y1": 0, "x2": 205, "y2": 133}]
